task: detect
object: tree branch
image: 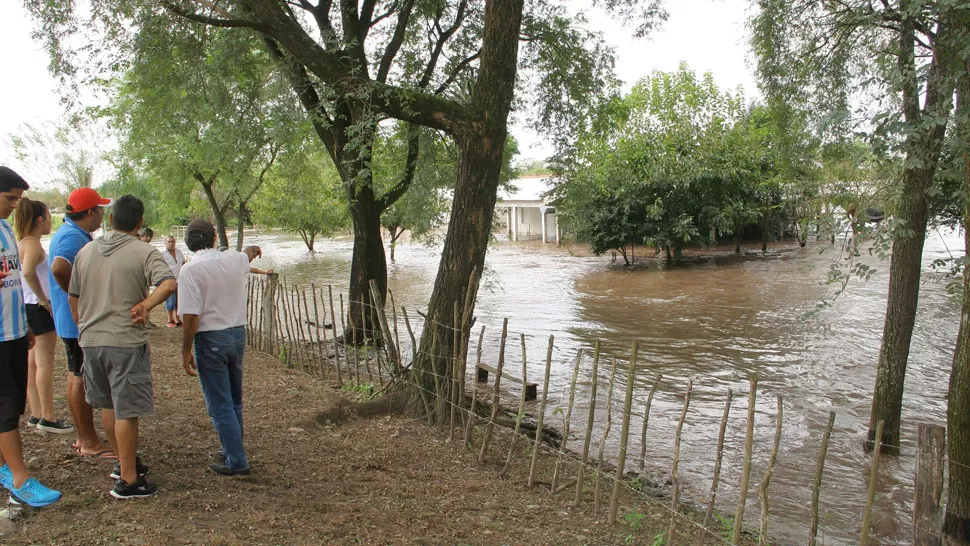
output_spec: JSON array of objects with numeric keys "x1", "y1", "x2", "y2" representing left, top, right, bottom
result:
[
  {"x1": 163, "y1": 0, "x2": 271, "y2": 32},
  {"x1": 379, "y1": 123, "x2": 421, "y2": 209},
  {"x1": 377, "y1": 0, "x2": 415, "y2": 83},
  {"x1": 419, "y1": 0, "x2": 468, "y2": 89},
  {"x1": 433, "y1": 50, "x2": 480, "y2": 95}
]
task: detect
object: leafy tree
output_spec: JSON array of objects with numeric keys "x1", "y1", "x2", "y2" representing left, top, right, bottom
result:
[
  {"x1": 556, "y1": 65, "x2": 769, "y2": 261},
  {"x1": 5, "y1": 118, "x2": 104, "y2": 193},
  {"x1": 104, "y1": 20, "x2": 305, "y2": 250},
  {"x1": 752, "y1": 0, "x2": 969, "y2": 453},
  {"x1": 250, "y1": 149, "x2": 350, "y2": 252}
]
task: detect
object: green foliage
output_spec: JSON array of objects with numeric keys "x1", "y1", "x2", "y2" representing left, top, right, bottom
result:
[
  {"x1": 341, "y1": 381, "x2": 376, "y2": 399},
  {"x1": 250, "y1": 150, "x2": 350, "y2": 252},
  {"x1": 622, "y1": 511, "x2": 648, "y2": 545},
  {"x1": 555, "y1": 64, "x2": 785, "y2": 260}
]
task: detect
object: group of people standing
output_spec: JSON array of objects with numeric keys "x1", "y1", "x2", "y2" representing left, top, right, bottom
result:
[{"x1": 0, "y1": 166, "x2": 271, "y2": 507}]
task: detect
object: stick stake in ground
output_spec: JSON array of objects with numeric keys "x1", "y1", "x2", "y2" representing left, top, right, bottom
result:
[
  {"x1": 574, "y1": 340, "x2": 601, "y2": 506},
  {"x1": 529, "y1": 335, "x2": 555, "y2": 488},
  {"x1": 758, "y1": 394, "x2": 783, "y2": 545},
  {"x1": 697, "y1": 389, "x2": 732, "y2": 546},
  {"x1": 594, "y1": 356, "x2": 618, "y2": 513},
  {"x1": 609, "y1": 340, "x2": 638, "y2": 524},
  {"x1": 860, "y1": 419, "x2": 884, "y2": 546},
  {"x1": 667, "y1": 377, "x2": 693, "y2": 546},
  {"x1": 809, "y1": 411, "x2": 835, "y2": 546},
  {"x1": 639, "y1": 373, "x2": 663, "y2": 474},
  {"x1": 478, "y1": 318, "x2": 509, "y2": 464},
  {"x1": 463, "y1": 325, "x2": 486, "y2": 448},
  {"x1": 552, "y1": 348, "x2": 582, "y2": 493},
  {"x1": 500, "y1": 333, "x2": 529, "y2": 477},
  {"x1": 733, "y1": 375, "x2": 759, "y2": 545}
]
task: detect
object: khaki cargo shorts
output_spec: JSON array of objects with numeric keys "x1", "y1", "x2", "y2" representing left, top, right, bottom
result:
[{"x1": 82, "y1": 345, "x2": 154, "y2": 420}]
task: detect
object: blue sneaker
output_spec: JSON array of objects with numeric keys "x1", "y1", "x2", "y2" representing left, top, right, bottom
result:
[
  {"x1": 8, "y1": 477, "x2": 62, "y2": 508},
  {"x1": 0, "y1": 464, "x2": 11, "y2": 490}
]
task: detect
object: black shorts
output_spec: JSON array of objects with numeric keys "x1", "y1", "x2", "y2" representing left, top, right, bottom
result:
[
  {"x1": 62, "y1": 337, "x2": 84, "y2": 376},
  {"x1": 0, "y1": 336, "x2": 29, "y2": 433},
  {"x1": 25, "y1": 304, "x2": 56, "y2": 336}
]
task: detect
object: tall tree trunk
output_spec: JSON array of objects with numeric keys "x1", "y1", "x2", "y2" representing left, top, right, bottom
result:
[
  {"x1": 411, "y1": 0, "x2": 523, "y2": 401},
  {"x1": 866, "y1": 10, "x2": 956, "y2": 453},
  {"x1": 199, "y1": 180, "x2": 230, "y2": 250},
  {"x1": 346, "y1": 185, "x2": 387, "y2": 343},
  {"x1": 943, "y1": 63, "x2": 970, "y2": 546},
  {"x1": 235, "y1": 202, "x2": 247, "y2": 251}
]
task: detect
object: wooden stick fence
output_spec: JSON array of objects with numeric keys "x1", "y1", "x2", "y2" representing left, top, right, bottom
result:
[{"x1": 242, "y1": 275, "x2": 956, "y2": 546}]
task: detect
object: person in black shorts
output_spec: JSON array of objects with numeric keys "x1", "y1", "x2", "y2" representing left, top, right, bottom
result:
[
  {"x1": 0, "y1": 166, "x2": 61, "y2": 507},
  {"x1": 15, "y1": 197, "x2": 72, "y2": 433}
]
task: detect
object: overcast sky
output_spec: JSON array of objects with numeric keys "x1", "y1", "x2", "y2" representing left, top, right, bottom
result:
[{"x1": 0, "y1": 0, "x2": 757, "y2": 176}]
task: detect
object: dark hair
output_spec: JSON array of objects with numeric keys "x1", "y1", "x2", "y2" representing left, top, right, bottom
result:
[
  {"x1": 66, "y1": 208, "x2": 92, "y2": 222},
  {"x1": 111, "y1": 195, "x2": 144, "y2": 232},
  {"x1": 140, "y1": 227, "x2": 154, "y2": 238},
  {"x1": 185, "y1": 219, "x2": 216, "y2": 252},
  {"x1": 14, "y1": 198, "x2": 48, "y2": 241},
  {"x1": 0, "y1": 167, "x2": 30, "y2": 193}
]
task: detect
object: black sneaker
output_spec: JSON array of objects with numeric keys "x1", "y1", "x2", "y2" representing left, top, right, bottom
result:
[
  {"x1": 37, "y1": 418, "x2": 74, "y2": 434},
  {"x1": 208, "y1": 462, "x2": 250, "y2": 476},
  {"x1": 109, "y1": 458, "x2": 150, "y2": 480},
  {"x1": 110, "y1": 477, "x2": 157, "y2": 500},
  {"x1": 26, "y1": 416, "x2": 40, "y2": 428}
]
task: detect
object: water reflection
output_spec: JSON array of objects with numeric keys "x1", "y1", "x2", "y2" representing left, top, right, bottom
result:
[{"x1": 240, "y1": 228, "x2": 960, "y2": 546}]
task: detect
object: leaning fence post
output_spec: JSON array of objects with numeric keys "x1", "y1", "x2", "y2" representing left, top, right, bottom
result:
[
  {"x1": 500, "y1": 333, "x2": 529, "y2": 477},
  {"x1": 697, "y1": 389, "x2": 733, "y2": 546},
  {"x1": 528, "y1": 335, "x2": 555, "y2": 488},
  {"x1": 261, "y1": 273, "x2": 279, "y2": 355},
  {"x1": 608, "y1": 340, "x2": 638, "y2": 524},
  {"x1": 594, "y1": 356, "x2": 619, "y2": 513},
  {"x1": 552, "y1": 348, "x2": 582, "y2": 494},
  {"x1": 477, "y1": 318, "x2": 508, "y2": 464},
  {"x1": 758, "y1": 394, "x2": 783, "y2": 545},
  {"x1": 913, "y1": 423, "x2": 945, "y2": 546},
  {"x1": 733, "y1": 375, "x2": 759, "y2": 545},
  {"x1": 860, "y1": 419, "x2": 884, "y2": 546},
  {"x1": 639, "y1": 373, "x2": 663, "y2": 474},
  {"x1": 667, "y1": 377, "x2": 693, "y2": 546},
  {"x1": 809, "y1": 411, "x2": 836, "y2": 546},
  {"x1": 574, "y1": 340, "x2": 601, "y2": 507}
]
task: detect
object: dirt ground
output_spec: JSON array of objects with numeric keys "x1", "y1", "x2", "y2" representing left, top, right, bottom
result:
[{"x1": 3, "y1": 308, "x2": 741, "y2": 546}]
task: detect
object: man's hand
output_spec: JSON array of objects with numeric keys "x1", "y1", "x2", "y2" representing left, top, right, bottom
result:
[
  {"x1": 242, "y1": 245, "x2": 263, "y2": 262},
  {"x1": 130, "y1": 302, "x2": 150, "y2": 326},
  {"x1": 26, "y1": 330, "x2": 35, "y2": 350},
  {"x1": 0, "y1": 270, "x2": 9, "y2": 281},
  {"x1": 182, "y1": 350, "x2": 197, "y2": 377}
]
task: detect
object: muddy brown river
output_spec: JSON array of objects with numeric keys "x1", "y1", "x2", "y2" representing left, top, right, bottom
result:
[{"x1": 238, "y1": 228, "x2": 961, "y2": 546}]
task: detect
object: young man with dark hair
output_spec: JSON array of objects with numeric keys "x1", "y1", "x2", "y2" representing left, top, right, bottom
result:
[
  {"x1": 138, "y1": 228, "x2": 153, "y2": 244},
  {"x1": 179, "y1": 219, "x2": 270, "y2": 476},
  {"x1": 0, "y1": 166, "x2": 61, "y2": 507},
  {"x1": 69, "y1": 195, "x2": 176, "y2": 499},
  {"x1": 49, "y1": 187, "x2": 114, "y2": 457}
]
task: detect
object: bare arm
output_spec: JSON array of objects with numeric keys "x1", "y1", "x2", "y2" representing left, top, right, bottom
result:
[
  {"x1": 69, "y1": 295, "x2": 80, "y2": 326},
  {"x1": 130, "y1": 278, "x2": 177, "y2": 326},
  {"x1": 19, "y1": 241, "x2": 50, "y2": 307},
  {"x1": 242, "y1": 245, "x2": 273, "y2": 275},
  {"x1": 180, "y1": 314, "x2": 200, "y2": 376},
  {"x1": 51, "y1": 257, "x2": 72, "y2": 293}
]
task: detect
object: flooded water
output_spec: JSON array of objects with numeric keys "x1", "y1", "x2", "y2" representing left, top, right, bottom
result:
[{"x1": 238, "y1": 228, "x2": 961, "y2": 546}]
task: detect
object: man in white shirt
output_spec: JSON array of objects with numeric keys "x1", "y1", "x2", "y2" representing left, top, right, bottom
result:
[
  {"x1": 160, "y1": 236, "x2": 185, "y2": 327},
  {"x1": 178, "y1": 219, "x2": 270, "y2": 476}
]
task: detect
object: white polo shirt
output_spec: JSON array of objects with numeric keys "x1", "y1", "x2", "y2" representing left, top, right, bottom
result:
[{"x1": 177, "y1": 248, "x2": 250, "y2": 332}]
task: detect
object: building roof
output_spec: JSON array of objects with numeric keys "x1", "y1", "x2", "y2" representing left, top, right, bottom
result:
[{"x1": 497, "y1": 175, "x2": 554, "y2": 204}]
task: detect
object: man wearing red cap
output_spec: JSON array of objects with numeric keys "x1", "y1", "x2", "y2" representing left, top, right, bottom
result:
[{"x1": 48, "y1": 187, "x2": 114, "y2": 457}]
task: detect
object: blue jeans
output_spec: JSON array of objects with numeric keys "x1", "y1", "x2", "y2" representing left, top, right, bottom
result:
[{"x1": 194, "y1": 326, "x2": 248, "y2": 471}]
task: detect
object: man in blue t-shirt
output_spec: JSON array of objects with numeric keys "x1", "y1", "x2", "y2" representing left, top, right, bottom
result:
[
  {"x1": 49, "y1": 187, "x2": 114, "y2": 457},
  {"x1": 0, "y1": 166, "x2": 61, "y2": 507}
]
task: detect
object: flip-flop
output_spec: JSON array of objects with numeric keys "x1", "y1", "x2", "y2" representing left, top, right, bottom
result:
[{"x1": 75, "y1": 447, "x2": 117, "y2": 459}]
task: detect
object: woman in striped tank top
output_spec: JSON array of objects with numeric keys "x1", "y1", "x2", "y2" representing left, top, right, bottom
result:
[{"x1": 15, "y1": 199, "x2": 72, "y2": 434}]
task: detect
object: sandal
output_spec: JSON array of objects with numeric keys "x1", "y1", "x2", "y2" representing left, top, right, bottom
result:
[
  {"x1": 75, "y1": 447, "x2": 117, "y2": 459},
  {"x1": 166, "y1": 321, "x2": 177, "y2": 328}
]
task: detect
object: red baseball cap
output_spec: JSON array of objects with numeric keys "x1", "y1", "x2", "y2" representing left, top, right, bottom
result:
[{"x1": 66, "y1": 188, "x2": 112, "y2": 213}]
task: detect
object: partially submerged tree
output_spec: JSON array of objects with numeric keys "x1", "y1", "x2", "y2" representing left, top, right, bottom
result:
[{"x1": 752, "y1": 0, "x2": 968, "y2": 453}]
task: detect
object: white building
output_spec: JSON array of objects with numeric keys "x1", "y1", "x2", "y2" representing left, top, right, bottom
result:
[{"x1": 497, "y1": 175, "x2": 560, "y2": 244}]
